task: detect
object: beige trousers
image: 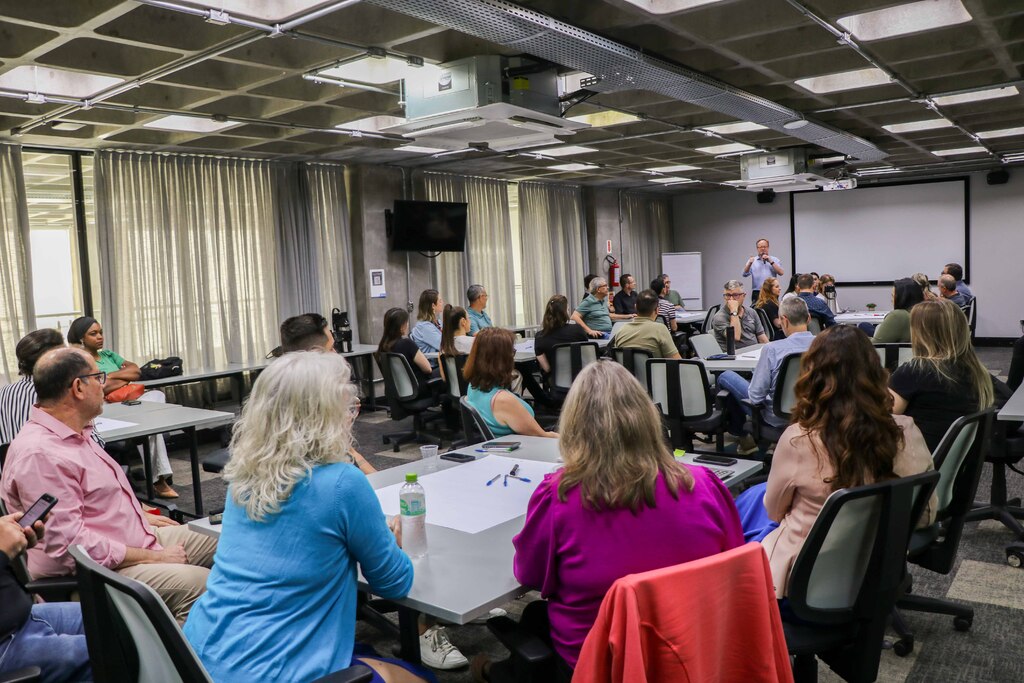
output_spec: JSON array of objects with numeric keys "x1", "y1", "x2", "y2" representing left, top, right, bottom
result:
[{"x1": 116, "y1": 525, "x2": 218, "y2": 625}]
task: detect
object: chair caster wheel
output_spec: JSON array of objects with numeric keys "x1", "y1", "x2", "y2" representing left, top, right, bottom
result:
[
  {"x1": 953, "y1": 616, "x2": 972, "y2": 632},
  {"x1": 1007, "y1": 545, "x2": 1024, "y2": 568},
  {"x1": 893, "y1": 637, "x2": 913, "y2": 657}
]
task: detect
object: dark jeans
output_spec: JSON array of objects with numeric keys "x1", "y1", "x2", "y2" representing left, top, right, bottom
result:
[{"x1": 488, "y1": 601, "x2": 573, "y2": 683}]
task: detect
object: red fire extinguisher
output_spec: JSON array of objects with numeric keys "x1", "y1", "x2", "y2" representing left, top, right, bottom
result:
[{"x1": 606, "y1": 254, "x2": 620, "y2": 288}]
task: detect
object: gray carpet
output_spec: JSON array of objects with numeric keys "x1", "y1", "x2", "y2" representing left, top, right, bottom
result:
[{"x1": 156, "y1": 347, "x2": 1024, "y2": 682}]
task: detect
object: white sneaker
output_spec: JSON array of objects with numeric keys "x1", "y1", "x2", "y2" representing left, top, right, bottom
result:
[
  {"x1": 470, "y1": 607, "x2": 508, "y2": 625},
  {"x1": 419, "y1": 625, "x2": 469, "y2": 670}
]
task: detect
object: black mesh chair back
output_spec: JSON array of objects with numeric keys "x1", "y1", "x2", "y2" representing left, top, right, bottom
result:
[
  {"x1": 874, "y1": 343, "x2": 913, "y2": 372},
  {"x1": 754, "y1": 307, "x2": 774, "y2": 340},
  {"x1": 549, "y1": 342, "x2": 599, "y2": 393},
  {"x1": 646, "y1": 358, "x2": 725, "y2": 450},
  {"x1": 440, "y1": 353, "x2": 469, "y2": 399},
  {"x1": 460, "y1": 396, "x2": 496, "y2": 443},
  {"x1": 700, "y1": 304, "x2": 721, "y2": 334},
  {"x1": 611, "y1": 347, "x2": 653, "y2": 391}
]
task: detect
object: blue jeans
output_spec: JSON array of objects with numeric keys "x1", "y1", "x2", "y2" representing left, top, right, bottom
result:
[
  {"x1": 0, "y1": 603, "x2": 91, "y2": 682},
  {"x1": 717, "y1": 370, "x2": 751, "y2": 436}
]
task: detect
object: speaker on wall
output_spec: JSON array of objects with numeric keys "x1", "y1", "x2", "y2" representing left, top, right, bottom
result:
[
  {"x1": 756, "y1": 189, "x2": 776, "y2": 204},
  {"x1": 987, "y1": 169, "x2": 1009, "y2": 185}
]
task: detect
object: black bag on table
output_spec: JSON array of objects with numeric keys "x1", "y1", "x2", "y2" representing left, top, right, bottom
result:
[{"x1": 139, "y1": 356, "x2": 184, "y2": 380}]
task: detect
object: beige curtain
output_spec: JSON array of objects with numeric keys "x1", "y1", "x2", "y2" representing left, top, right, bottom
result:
[
  {"x1": 94, "y1": 151, "x2": 282, "y2": 369},
  {"x1": 0, "y1": 145, "x2": 34, "y2": 382},
  {"x1": 419, "y1": 172, "x2": 516, "y2": 327},
  {"x1": 621, "y1": 192, "x2": 673, "y2": 285},
  {"x1": 300, "y1": 163, "x2": 359, "y2": 341},
  {"x1": 518, "y1": 182, "x2": 586, "y2": 322}
]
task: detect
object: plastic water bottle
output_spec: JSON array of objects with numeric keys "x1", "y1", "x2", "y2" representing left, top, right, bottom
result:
[{"x1": 400, "y1": 473, "x2": 427, "y2": 558}]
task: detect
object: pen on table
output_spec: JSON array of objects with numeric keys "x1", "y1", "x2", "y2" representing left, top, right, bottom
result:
[
  {"x1": 503, "y1": 475, "x2": 508, "y2": 487},
  {"x1": 485, "y1": 474, "x2": 500, "y2": 486},
  {"x1": 509, "y1": 475, "x2": 532, "y2": 483}
]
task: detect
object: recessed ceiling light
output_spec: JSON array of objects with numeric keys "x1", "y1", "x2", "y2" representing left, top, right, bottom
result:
[
  {"x1": 0, "y1": 65, "x2": 124, "y2": 99},
  {"x1": 337, "y1": 116, "x2": 406, "y2": 133},
  {"x1": 976, "y1": 126, "x2": 1024, "y2": 139},
  {"x1": 142, "y1": 115, "x2": 238, "y2": 133},
  {"x1": 566, "y1": 111, "x2": 641, "y2": 127},
  {"x1": 783, "y1": 119, "x2": 809, "y2": 130},
  {"x1": 319, "y1": 53, "x2": 440, "y2": 86},
  {"x1": 855, "y1": 166, "x2": 898, "y2": 176},
  {"x1": 394, "y1": 144, "x2": 448, "y2": 154},
  {"x1": 838, "y1": 0, "x2": 971, "y2": 41},
  {"x1": 618, "y1": 0, "x2": 727, "y2": 14},
  {"x1": 648, "y1": 177, "x2": 697, "y2": 184},
  {"x1": 795, "y1": 67, "x2": 892, "y2": 94},
  {"x1": 50, "y1": 121, "x2": 85, "y2": 132},
  {"x1": 647, "y1": 164, "x2": 699, "y2": 172},
  {"x1": 882, "y1": 118, "x2": 954, "y2": 133},
  {"x1": 532, "y1": 145, "x2": 599, "y2": 157},
  {"x1": 1002, "y1": 152, "x2": 1024, "y2": 163},
  {"x1": 695, "y1": 142, "x2": 756, "y2": 155},
  {"x1": 702, "y1": 121, "x2": 766, "y2": 134},
  {"x1": 549, "y1": 163, "x2": 599, "y2": 172},
  {"x1": 930, "y1": 146, "x2": 988, "y2": 156},
  {"x1": 932, "y1": 86, "x2": 1019, "y2": 106}
]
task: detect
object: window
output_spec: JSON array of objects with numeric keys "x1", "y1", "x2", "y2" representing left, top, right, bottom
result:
[{"x1": 507, "y1": 182, "x2": 526, "y2": 328}]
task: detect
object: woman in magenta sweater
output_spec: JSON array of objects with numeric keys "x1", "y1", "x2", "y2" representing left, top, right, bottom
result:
[{"x1": 475, "y1": 362, "x2": 743, "y2": 681}]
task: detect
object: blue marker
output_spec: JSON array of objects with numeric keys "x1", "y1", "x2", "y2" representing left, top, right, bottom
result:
[{"x1": 485, "y1": 474, "x2": 500, "y2": 486}]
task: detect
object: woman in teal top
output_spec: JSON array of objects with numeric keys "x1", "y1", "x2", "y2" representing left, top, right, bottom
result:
[
  {"x1": 184, "y1": 351, "x2": 434, "y2": 683},
  {"x1": 67, "y1": 316, "x2": 177, "y2": 498},
  {"x1": 463, "y1": 328, "x2": 557, "y2": 439}
]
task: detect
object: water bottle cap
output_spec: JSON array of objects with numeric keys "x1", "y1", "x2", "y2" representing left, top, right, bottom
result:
[{"x1": 405, "y1": 473, "x2": 418, "y2": 483}]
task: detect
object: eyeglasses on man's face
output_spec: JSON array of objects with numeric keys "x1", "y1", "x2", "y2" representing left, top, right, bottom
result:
[
  {"x1": 75, "y1": 371, "x2": 107, "y2": 386},
  {"x1": 724, "y1": 292, "x2": 745, "y2": 299}
]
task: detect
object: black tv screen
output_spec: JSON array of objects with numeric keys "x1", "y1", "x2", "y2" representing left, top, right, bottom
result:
[{"x1": 389, "y1": 200, "x2": 468, "y2": 252}]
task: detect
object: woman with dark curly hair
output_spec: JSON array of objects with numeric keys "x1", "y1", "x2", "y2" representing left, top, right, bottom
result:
[{"x1": 735, "y1": 324, "x2": 936, "y2": 598}]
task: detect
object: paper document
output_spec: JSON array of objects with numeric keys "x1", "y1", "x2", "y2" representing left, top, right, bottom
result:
[
  {"x1": 375, "y1": 455, "x2": 561, "y2": 534},
  {"x1": 93, "y1": 417, "x2": 138, "y2": 433},
  {"x1": 514, "y1": 340, "x2": 535, "y2": 354},
  {"x1": 739, "y1": 348, "x2": 762, "y2": 360}
]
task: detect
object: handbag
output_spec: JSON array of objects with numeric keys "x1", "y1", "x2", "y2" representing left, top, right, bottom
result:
[
  {"x1": 105, "y1": 383, "x2": 145, "y2": 403},
  {"x1": 139, "y1": 357, "x2": 184, "y2": 380}
]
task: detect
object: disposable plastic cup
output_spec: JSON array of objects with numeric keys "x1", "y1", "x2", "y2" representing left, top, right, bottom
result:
[{"x1": 420, "y1": 445, "x2": 440, "y2": 471}]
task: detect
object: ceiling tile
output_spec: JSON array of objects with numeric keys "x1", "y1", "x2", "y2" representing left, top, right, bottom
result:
[
  {"x1": 0, "y1": 0, "x2": 124, "y2": 28},
  {"x1": 37, "y1": 37, "x2": 181, "y2": 77},
  {"x1": 158, "y1": 58, "x2": 280, "y2": 91},
  {"x1": 94, "y1": 5, "x2": 250, "y2": 52},
  {"x1": 0, "y1": 19, "x2": 59, "y2": 58}
]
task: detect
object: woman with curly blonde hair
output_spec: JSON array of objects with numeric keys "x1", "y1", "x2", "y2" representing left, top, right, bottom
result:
[{"x1": 185, "y1": 352, "x2": 433, "y2": 683}]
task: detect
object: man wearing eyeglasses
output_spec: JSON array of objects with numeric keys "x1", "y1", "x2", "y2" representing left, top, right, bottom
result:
[
  {"x1": 1, "y1": 348, "x2": 217, "y2": 625},
  {"x1": 711, "y1": 280, "x2": 769, "y2": 352}
]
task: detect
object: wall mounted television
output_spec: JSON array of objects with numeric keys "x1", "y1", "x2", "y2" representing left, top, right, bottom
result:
[{"x1": 387, "y1": 200, "x2": 468, "y2": 252}]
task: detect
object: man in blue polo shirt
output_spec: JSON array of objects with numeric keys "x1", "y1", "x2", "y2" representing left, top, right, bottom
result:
[
  {"x1": 466, "y1": 284, "x2": 492, "y2": 335},
  {"x1": 742, "y1": 238, "x2": 784, "y2": 303}
]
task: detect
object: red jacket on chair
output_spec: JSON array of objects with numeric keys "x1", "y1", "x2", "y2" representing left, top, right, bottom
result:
[{"x1": 573, "y1": 542, "x2": 793, "y2": 683}]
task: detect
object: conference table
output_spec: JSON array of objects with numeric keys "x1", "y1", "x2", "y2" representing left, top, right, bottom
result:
[
  {"x1": 512, "y1": 337, "x2": 609, "y2": 362},
  {"x1": 835, "y1": 310, "x2": 890, "y2": 325},
  {"x1": 188, "y1": 435, "x2": 763, "y2": 665},
  {"x1": 97, "y1": 401, "x2": 234, "y2": 516},
  {"x1": 677, "y1": 310, "x2": 707, "y2": 325},
  {"x1": 999, "y1": 383, "x2": 1024, "y2": 422},
  {"x1": 699, "y1": 343, "x2": 765, "y2": 373}
]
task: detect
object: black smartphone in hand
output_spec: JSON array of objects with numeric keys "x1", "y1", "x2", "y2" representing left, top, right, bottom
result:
[{"x1": 20, "y1": 493, "x2": 58, "y2": 529}]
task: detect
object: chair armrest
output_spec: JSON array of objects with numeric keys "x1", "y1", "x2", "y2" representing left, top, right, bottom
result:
[
  {"x1": 744, "y1": 399, "x2": 763, "y2": 442},
  {"x1": 24, "y1": 576, "x2": 78, "y2": 603},
  {"x1": 486, "y1": 615, "x2": 554, "y2": 666},
  {"x1": 0, "y1": 667, "x2": 41, "y2": 683},
  {"x1": 311, "y1": 664, "x2": 374, "y2": 683}
]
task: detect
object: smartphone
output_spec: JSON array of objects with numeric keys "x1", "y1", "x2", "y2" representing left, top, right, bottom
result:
[
  {"x1": 440, "y1": 452, "x2": 476, "y2": 463},
  {"x1": 19, "y1": 494, "x2": 58, "y2": 529},
  {"x1": 208, "y1": 513, "x2": 224, "y2": 525},
  {"x1": 693, "y1": 454, "x2": 738, "y2": 467},
  {"x1": 121, "y1": 399, "x2": 142, "y2": 406},
  {"x1": 482, "y1": 441, "x2": 521, "y2": 452}
]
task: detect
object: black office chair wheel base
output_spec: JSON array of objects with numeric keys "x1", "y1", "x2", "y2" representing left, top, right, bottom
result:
[
  {"x1": 892, "y1": 637, "x2": 914, "y2": 657},
  {"x1": 953, "y1": 616, "x2": 973, "y2": 632},
  {"x1": 1007, "y1": 544, "x2": 1024, "y2": 568}
]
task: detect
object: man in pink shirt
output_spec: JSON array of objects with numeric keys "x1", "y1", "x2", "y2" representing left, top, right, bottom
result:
[{"x1": 1, "y1": 347, "x2": 216, "y2": 624}]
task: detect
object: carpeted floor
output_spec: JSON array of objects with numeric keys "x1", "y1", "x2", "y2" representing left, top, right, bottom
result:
[{"x1": 155, "y1": 346, "x2": 1024, "y2": 682}]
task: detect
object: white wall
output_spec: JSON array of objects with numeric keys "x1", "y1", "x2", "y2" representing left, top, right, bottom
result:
[{"x1": 673, "y1": 172, "x2": 1024, "y2": 339}]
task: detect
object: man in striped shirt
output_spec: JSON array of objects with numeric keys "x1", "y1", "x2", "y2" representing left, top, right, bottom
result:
[{"x1": 0, "y1": 329, "x2": 65, "y2": 445}]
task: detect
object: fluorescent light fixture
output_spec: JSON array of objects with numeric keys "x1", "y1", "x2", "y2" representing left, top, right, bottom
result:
[
  {"x1": 647, "y1": 164, "x2": 699, "y2": 172},
  {"x1": 548, "y1": 163, "x2": 599, "y2": 172},
  {"x1": 855, "y1": 166, "x2": 898, "y2": 175},
  {"x1": 176, "y1": 1, "x2": 344, "y2": 21},
  {"x1": 1002, "y1": 153, "x2": 1024, "y2": 162},
  {"x1": 394, "y1": 144, "x2": 448, "y2": 154},
  {"x1": 882, "y1": 118, "x2": 954, "y2": 133},
  {"x1": 50, "y1": 122, "x2": 85, "y2": 132},
  {"x1": 142, "y1": 115, "x2": 238, "y2": 133},
  {"x1": 695, "y1": 142, "x2": 756, "y2": 155},
  {"x1": 618, "y1": 0, "x2": 727, "y2": 14},
  {"x1": 930, "y1": 146, "x2": 988, "y2": 156},
  {"x1": 566, "y1": 111, "x2": 641, "y2": 127},
  {"x1": 702, "y1": 121, "x2": 766, "y2": 134},
  {"x1": 648, "y1": 177, "x2": 697, "y2": 184},
  {"x1": 531, "y1": 145, "x2": 599, "y2": 157},
  {"x1": 0, "y1": 65, "x2": 123, "y2": 99},
  {"x1": 838, "y1": 0, "x2": 971, "y2": 41},
  {"x1": 976, "y1": 126, "x2": 1024, "y2": 139},
  {"x1": 814, "y1": 155, "x2": 847, "y2": 164},
  {"x1": 319, "y1": 53, "x2": 440, "y2": 86},
  {"x1": 795, "y1": 67, "x2": 891, "y2": 94},
  {"x1": 932, "y1": 86, "x2": 1019, "y2": 106},
  {"x1": 336, "y1": 116, "x2": 406, "y2": 133}
]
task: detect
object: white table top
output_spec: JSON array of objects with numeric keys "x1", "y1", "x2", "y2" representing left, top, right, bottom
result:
[
  {"x1": 676, "y1": 310, "x2": 706, "y2": 324},
  {"x1": 835, "y1": 311, "x2": 890, "y2": 324},
  {"x1": 188, "y1": 435, "x2": 762, "y2": 624},
  {"x1": 97, "y1": 401, "x2": 234, "y2": 441},
  {"x1": 698, "y1": 343, "x2": 765, "y2": 372},
  {"x1": 513, "y1": 337, "x2": 609, "y2": 363},
  {"x1": 999, "y1": 384, "x2": 1024, "y2": 421}
]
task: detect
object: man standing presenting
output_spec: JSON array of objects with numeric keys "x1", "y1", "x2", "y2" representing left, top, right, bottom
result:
[
  {"x1": 938, "y1": 274, "x2": 969, "y2": 307},
  {"x1": 711, "y1": 280, "x2": 769, "y2": 352},
  {"x1": 613, "y1": 274, "x2": 638, "y2": 315},
  {"x1": 466, "y1": 284, "x2": 492, "y2": 335},
  {"x1": 1, "y1": 348, "x2": 217, "y2": 625},
  {"x1": 742, "y1": 238, "x2": 784, "y2": 303}
]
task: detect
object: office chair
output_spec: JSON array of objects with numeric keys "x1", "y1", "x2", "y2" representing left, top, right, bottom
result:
[
  {"x1": 0, "y1": 499, "x2": 78, "y2": 603},
  {"x1": 890, "y1": 409, "x2": 993, "y2": 656},
  {"x1": 754, "y1": 307, "x2": 775, "y2": 341},
  {"x1": 69, "y1": 546, "x2": 373, "y2": 683},
  {"x1": 459, "y1": 396, "x2": 496, "y2": 444},
  {"x1": 746, "y1": 351, "x2": 803, "y2": 459},
  {"x1": 548, "y1": 342, "x2": 599, "y2": 398},
  {"x1": 689, "y1": 333, "x2": 723, "y2": 359},
  {"x1": 0, "y1": 669, "x2": 40, "y2": 683},
  {"x1": 960, "y1": 297, "x2": 977, "y2": 339},
  {"x1": 377, "y1": 352, "x2": 444, "y2": 452},
  {"x1": 807, "y1": 317, "x2": 822, "y2": 335},
  {"x1": 610, "y1": 347, "x2": 653, "y2": 392},
  {"x1": 966, "y1": 421, "x2": 1024, "y2": 566},
  {"x1": 783, "y1": 471, "x2": 940, "y2": 683},
  {"x1": 700, "y1": 305, "x2": 721, "y2": 334},
  {"x1": 646, "y1": 358, "x2": 726, "y2": 451},
  {"x1": 873, "y1": 343, "x2": 912, "y2": 372}
]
